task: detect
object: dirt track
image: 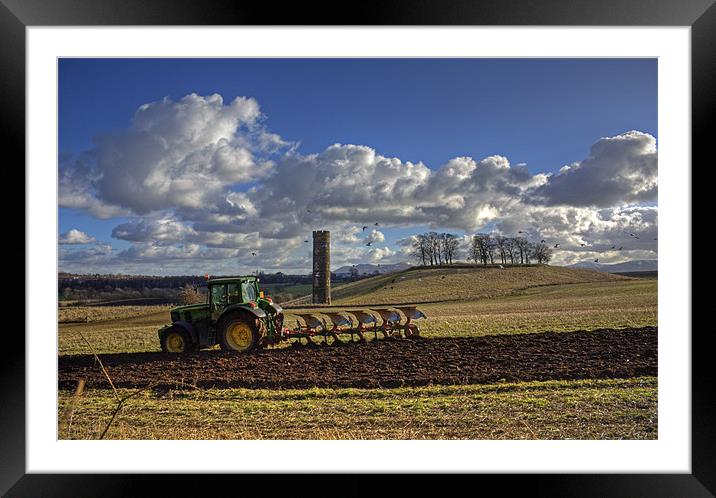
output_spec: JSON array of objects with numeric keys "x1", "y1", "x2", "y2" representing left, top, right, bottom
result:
[{"x1": 58, "y1": 327, "x2": 657, "y2": 390}]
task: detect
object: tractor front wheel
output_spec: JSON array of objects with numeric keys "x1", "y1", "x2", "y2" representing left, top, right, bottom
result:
[
  {"x1": 160, "y1": 326, "x2": 196, "y2": 354},
  {"x1": 218, "y1": 312, "x2": 260, "y2": 353}
]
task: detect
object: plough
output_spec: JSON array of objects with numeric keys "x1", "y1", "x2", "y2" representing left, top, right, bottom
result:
[{"x1": 284, "y1": 306, "x2": 427, "y2": 344}]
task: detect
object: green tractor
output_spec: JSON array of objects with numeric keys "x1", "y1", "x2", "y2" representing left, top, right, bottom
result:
[{"x1": 158, "y1": 276, "x2": 284, "y2": 353}]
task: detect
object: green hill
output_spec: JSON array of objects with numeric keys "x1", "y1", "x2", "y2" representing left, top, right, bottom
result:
[{"x1": 285, "y1": 264, "x2": 630, "y2": 307}]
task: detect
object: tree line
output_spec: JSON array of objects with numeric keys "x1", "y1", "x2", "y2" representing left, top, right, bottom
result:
[
  {"x1": 410, "y1": 232, "x2": 461, "y2": 266},
  {"x1": 411, "y1": 233, "x2": 553, "y2": 266}
]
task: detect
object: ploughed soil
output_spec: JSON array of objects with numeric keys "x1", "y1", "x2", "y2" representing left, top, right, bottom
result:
[{"x1": 58, "y1": 327, "x2": 657, "y2": 390}]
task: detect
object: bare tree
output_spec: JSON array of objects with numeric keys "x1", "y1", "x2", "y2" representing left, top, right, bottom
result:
[
  {"x1": 468, "y1": 235, "x2": 482, "y2": 264},
  {"x1": 426, "y1": 232, "x2": 442, "y2": 265},
  {"x1": 440, "y1": 233, "x2": 460, "y2": 264},
  {"x1": 435, "y1": 233, "x2": 444, "y2": 265},
  {"x1": 494, "y1": 235, "x2": 508, "y2": 265},
  {"x1": 410, "y1": 235, "x2": 429, "y2": 266},
  {"x1": 178, "y1": 284, "x2": 204, "y2": 305},
  {"x1": 504, "y1": 237, "x2": 516, "y2": 264},
  {"x1": 524, "y1": 242, "x2": 534, "y2": 264},
  {"x1": 533, "y1": 242, "x2": 553, "y2": 264},
  {"x1": 471, "y1": 234, "x2": 493, "y2": 265},
  {"x1": 438, "y1": 233, "x2": 448, "y2": 264},
  {"x1": 485, "y1": 236, "x2": 497, "y2": 264},
  {"x1": 514, "y1": 237, "x2": 530, "y2": 265}
]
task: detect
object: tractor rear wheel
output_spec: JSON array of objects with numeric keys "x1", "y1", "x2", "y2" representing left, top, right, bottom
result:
[
  {"x1": 160, "y1": 326, "x2": 196, "y2": 354},
  {"x1": 218, "y1": 312, "x2": 260, "y2": 352}
]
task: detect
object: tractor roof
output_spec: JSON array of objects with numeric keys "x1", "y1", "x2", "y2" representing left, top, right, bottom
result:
[{"x1": 207, "y1": 276, "x2": 257, "y2": 284}]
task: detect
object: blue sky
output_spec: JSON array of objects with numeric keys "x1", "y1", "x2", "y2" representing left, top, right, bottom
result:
[{"x1": 58, "y1": 58, "x2": 658, "y2": 274}]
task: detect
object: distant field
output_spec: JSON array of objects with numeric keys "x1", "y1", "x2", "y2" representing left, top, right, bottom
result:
[
  {"x1": 413, "y1": 279, "x2": 656, "y2": 338},
  {"x1": 613, "y1": 271, "x2": 658, "y2": 279},
  {"x1": 260, "y1": 283, "x2": 312, "y2": 302},
  {"x1": 59, "y1": 305, "x2": 171, "y2": 324},
  {"x1": 291, "y1": 265, "x2": 627, "y2": 306},
  {"x1": 58, "y1": 377, "x2": 657, "y2": 440}
]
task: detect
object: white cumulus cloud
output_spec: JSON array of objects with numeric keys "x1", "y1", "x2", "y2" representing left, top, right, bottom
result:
[
  {"x1": 59, "y1": 229, "x2": 96, "y2": 245},
  {"x1": 532, "y1": 130, "x2": 657, "y2": 207}
]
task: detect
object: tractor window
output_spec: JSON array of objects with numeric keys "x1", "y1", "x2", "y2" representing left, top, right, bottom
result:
[
  {"x1": 210, "y1": 285, "x2": 227, "y2": 318},
  {"x1": 242, "y1": 281, "x2": 257, "y2": 302},
  {"x1": 227, "y1": 283, "x2": 241, "y2": 304}
]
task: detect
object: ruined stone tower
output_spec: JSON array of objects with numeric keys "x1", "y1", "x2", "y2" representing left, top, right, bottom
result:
[{"x1": 312, "y1": 230, "x2": 331, "y2": 304}]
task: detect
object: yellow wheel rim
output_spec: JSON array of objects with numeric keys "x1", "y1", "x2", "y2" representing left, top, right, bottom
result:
[
  {"x1": 226, "y1": 322, "x2": 253, "y2": 351},
  {"x1": 165, "y1": 331, "x2": 186, "y2": 353}
]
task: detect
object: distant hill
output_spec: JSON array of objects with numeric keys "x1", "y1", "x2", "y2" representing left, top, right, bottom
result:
[
  {"x1": 287, "y1": 264, "x2": 629, "y2": 306},
  {"x1": 567, "y1": 260, "x2": 657, "y2": 273},
  {"x1": 333, "y1": 262, "x2": 412, "y2": 275}
]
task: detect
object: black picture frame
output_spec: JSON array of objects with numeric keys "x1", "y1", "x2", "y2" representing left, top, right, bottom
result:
[{"x1": 4, "y1": 0, "x2": 708, "y2": 495}]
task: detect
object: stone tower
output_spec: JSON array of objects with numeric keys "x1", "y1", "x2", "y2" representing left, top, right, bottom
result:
[{"x1": 312, "y1": 230, "x2": 331, "y2": 304}]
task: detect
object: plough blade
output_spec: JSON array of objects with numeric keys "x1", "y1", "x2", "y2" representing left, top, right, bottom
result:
[
  {"x1": 322, "y1": 311, "x2": 353, "y2": 329},
  {"x1": 373, "y1": 308, "x2": 401, "y2": 323},
  {"x1": 372, "y1": 308, "x2": 403, "y2": 339},
  {"x1": 344, "y1": 310, "x2": 378, "y2": 341},
  {"x1": 287, "y1": 313, "x2": 326, "y2": 345},
  {"x1": 294, "y1": 313, "x2": 325, "y2": 331},
  {"x1": 396, "y1": 306, "x2": 427, "y2": 320},
  {"x1": 347, "y1": 310, "x2": 378, "y2": 326}
]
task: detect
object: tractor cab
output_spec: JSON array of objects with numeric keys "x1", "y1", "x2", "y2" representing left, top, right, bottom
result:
[{"x1": 207, "y1": 277, "x2": 259, "y2": 319}]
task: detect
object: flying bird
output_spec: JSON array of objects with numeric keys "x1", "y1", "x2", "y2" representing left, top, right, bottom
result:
[
  {"x1": 374, "y1": 222, "x2": 379, "y2": 226},
  {"x1": 629, "y1": 233, "x2": 639, "y2": 239},
  {"x1": 251, "y1": 252, "x2": 257, "y2": 256},
  {"x1": 540, "y1": 240, "x2": 546, "y2": 244},
  {"x1": 518, "y1": 231, "x2": 525, "y2": 234},
  {"x1": 580, "y1": 243, "x2": 586, "y2": 247},
  {"x1": 498, "y1": 264, "x2": 505, "y2": 269},
  {"x1": 554, "y1": 243, "x2": 560, "y2": 248},
  {"x1": 618, "y1": 247, "x2": 623, "y2": 251},
  {"x1": 594, "y1": 259, "x2": 599, "y2": 263},
  {"x1": 611, "y1": 246, "x2": 616, "y2": 250},
  {"x1": 362, "y1": 226, "x2": 368, "y2": 231},
  {"x1": 366, "y1": 242, "x2": 372, "y2": 246},
  {"x1": 304, "y1": 240, "x2": 308, "y2": 243}
]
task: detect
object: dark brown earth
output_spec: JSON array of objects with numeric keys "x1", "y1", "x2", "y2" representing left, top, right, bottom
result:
[{"x1": 58, "y1": 327, "x2": 657, "y2": 390}]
